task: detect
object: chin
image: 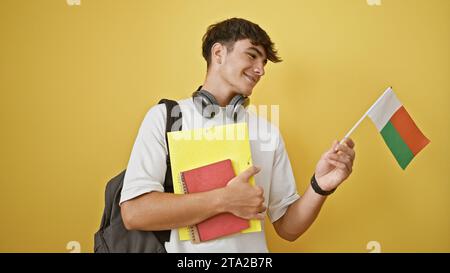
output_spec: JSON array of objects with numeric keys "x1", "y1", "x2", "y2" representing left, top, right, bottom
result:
[{"x1": 240, "y1": 86, "x2": 253, "y2": 97}]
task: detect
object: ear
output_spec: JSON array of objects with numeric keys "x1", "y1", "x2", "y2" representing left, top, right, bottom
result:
[{"x1": 211, "y1": 42, "x2": 226, "y2": 65}]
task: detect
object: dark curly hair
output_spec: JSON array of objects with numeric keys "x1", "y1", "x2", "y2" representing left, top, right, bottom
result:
[{"x1": 202, "y1": 18, "x2": 282, "y2": 68}]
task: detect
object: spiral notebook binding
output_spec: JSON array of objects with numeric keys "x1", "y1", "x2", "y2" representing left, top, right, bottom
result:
[
  {"x1": 180, "y1": 172, "x2": 201, "y2": 243},
  {"x1": 179, "y1": 173, "x2": 189, "y2": 194}
]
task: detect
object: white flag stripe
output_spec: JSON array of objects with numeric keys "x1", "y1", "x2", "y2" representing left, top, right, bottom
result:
[{"x1": 367, "y1": 87, "x2": 402, "y2": 131}]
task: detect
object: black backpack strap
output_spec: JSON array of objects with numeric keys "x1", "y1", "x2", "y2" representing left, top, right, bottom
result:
[
  {"x1": 102, "y1": 170, "x2": 127, "y2": 229},
  {"x1": 154, "y1": 99, "x2": 182, "y2": 245},
  {"x1": 158, "y1": 99, "x2": 182, "y2": 194}
]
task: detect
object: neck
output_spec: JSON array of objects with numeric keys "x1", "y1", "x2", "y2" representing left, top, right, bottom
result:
[{"x1": 202, "y1": 72, "x2": 235, "y2": 107}]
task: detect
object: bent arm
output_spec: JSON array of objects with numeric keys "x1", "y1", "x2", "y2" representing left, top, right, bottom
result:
[
  {"x1": 273, "y1": 139, "x2": 356, "y2": 241},
  {"x1": 121, "y1": 188, "x2": 226, "y2": 231},
  {"x1": 121, "y1": 166, "x2": 265, "y2": 231}
]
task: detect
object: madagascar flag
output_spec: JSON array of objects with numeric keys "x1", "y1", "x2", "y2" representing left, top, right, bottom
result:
[{"x1": 367, "y1": 88, "x2": 430, "y2": 169}]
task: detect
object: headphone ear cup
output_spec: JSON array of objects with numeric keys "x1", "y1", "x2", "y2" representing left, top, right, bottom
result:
[
  {"x1": 192, "y1": 90, "x2": 220, "y2": 119},
  {"x1": 226, "y1": 95, "x2": 249, "y2": 121}
]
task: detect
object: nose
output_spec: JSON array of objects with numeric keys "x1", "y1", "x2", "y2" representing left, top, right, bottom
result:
[{"x1": 254, "y1": 63, "x2": 265, "y2": 77}]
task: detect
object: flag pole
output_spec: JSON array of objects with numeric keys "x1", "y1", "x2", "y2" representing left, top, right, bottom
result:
[
  {"x1": 339, "y1": 86, "x2": 392, "y2": 145},
  {"x1": 339, "y1": 112, "x2": 368, "y2": 145}
]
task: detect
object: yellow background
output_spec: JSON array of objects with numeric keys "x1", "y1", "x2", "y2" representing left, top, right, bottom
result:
[{"x1": 0, "y1": 0, "x2": 448, "y2": 252}]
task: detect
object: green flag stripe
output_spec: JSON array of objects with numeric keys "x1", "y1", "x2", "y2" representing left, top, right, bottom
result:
[{"x1": 380, "y1": 122, "x2": 414, "y2": 169}]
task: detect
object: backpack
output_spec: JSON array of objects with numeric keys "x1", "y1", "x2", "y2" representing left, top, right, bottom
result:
[{"x1": 94, "y1": 99, "x2": 182, "y2": 253}]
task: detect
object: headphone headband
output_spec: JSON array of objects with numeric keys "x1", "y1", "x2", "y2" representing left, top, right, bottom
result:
[{"x1": 192, "y1": 86, "x2": 249, "y2": 121}]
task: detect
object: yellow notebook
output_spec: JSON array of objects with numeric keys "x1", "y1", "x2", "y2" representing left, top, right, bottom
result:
[{"x1": 167, "y1": 122, "x2": 262, "y2": 241}]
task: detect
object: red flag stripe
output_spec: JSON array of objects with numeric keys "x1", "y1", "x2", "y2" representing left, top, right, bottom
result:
[{"x1": 390, "y1": 106, "x2": 430, "y2": 156}]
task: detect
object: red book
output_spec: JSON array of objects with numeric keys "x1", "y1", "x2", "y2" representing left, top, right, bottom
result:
[{"x1": 180, "y1": 159, "x2": 250, "y2": 243}]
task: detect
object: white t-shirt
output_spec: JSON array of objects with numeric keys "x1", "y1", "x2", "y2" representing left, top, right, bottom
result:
[{"x1": 119, "y1": 98, "x2": 300, "y2": 252}]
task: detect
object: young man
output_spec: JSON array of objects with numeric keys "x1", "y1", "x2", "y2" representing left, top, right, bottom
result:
[{"x1": 119, "y1": 18, "x2": 355, "y2": 252}]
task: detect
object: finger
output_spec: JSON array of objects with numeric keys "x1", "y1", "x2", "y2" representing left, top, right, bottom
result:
[
  {"x1": 327, "y1": 153, "x2": 351, "y2": 164},
  {"x1": 254, "y1": 213, "x2": 265, "y2": 220},
  {"x1": 335, "y1": 142, "x2": 355, "y2": 159},
  {"x1": 328, "y1": 159, "x2": 351, "y2": 174},
  {"x1": 255, "y1": 185, "x2": 264, "y2": 196},
  {"x1": 258, "y1": 205, "x2": 267, "y2": 213},
  {"x1": 327, "y1": 158, "x2": 350, "y2": 173},
  {"x1": 321, "y1": 140, "x2": 338, "y2": 160},
  {"x1": 238, "y1": 166, "x2": 261, "y2": 181},
  {"x1": 342, "y1": 159, "x2": 352, "y2": 174},
  {"x1": 341, "y1": 137, "x2": 355, "y2": 149},
  {"x1": 329, "y1": 154, "x2": 353, "y2": 172},
  {"x1": 330, "y1": 140, "x2": 339, "y2": 153}
]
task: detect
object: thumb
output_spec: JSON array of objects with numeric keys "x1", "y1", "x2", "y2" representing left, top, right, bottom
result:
[
  {"x1": 237, "y1": 166, "x2": 261, "y2": 182},
  {"x1": 329, "y1": 140, "x2": 339, "y2": 153}
]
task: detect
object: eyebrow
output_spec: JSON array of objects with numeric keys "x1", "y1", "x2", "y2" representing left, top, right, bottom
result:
[{"x1": 247, "y1": 47, "x2": 268, "y2": 63}]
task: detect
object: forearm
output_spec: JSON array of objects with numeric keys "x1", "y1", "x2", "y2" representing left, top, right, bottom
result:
[
  {"x1": 274, "y1": 185, "x2": 327, "y2": 241},
  {"x1": 274, "y1": 138, "x2": 356, "y2": 241},
  {"x1": 121, "y1": 188, "x2": 226, "y2": 231}
]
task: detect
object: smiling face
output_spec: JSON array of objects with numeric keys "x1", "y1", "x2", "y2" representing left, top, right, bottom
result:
[{"x1": 217, "y1": 39, "x2": 268, "y2": 97}]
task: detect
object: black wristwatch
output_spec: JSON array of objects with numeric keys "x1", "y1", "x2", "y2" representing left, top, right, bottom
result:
[{"x1": 310, "y1": 174, "x2": 336, "y2": 196}]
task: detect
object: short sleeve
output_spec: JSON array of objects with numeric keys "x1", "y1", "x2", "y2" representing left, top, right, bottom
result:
[
  {"x1": 267, "y1": 132, "x2": 300, "y2": 223},
  {"x1": 119, "y1": 104, "x2": 168, "y2": 205}
]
